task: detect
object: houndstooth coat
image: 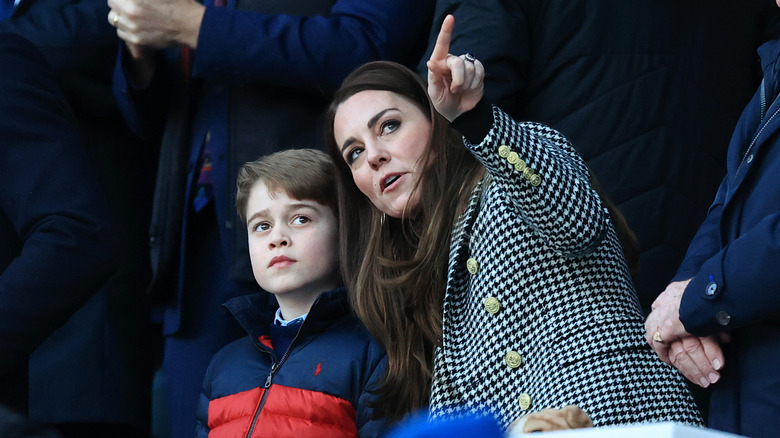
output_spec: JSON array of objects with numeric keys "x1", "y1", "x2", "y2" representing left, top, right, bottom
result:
[{"x1": 428, "y1": 106, "x2": 703, "y2": 429}]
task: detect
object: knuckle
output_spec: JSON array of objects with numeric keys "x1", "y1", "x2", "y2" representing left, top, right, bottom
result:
[{"x1": 684, "y1": 341, "x2": 702, "y2": 355}]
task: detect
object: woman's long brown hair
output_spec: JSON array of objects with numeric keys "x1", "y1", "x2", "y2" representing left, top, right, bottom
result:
[{"x1": 324, "y1": 61, "x2": 484, "y2": 423}]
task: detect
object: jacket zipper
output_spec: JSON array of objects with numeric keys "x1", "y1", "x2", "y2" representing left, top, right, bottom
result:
[
  {"x1": 244, "y1": 327, "x2": 305, "y2": 438},
  {"x1": 734, "y1": 80, "x2": 780, "y2": 181}
]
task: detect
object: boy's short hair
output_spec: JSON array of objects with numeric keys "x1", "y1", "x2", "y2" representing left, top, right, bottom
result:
[{"x1": 236, "y1": 148, "x2": 337, "y2": 223}]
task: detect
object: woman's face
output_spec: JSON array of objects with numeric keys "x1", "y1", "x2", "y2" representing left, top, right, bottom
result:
[{"x1": 333, "y1": 90, "x2": 432, "y2": 218}]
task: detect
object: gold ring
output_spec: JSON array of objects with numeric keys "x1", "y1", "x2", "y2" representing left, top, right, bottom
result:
[
  {"x1": 112, "y1": 13, "x2": 119, "y2": 26},
  {"x1": 653, "y1": 331, "x2": 663, "y2": 343}
]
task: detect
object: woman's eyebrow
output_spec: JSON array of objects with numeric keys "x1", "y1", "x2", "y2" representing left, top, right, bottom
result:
[{"x1": 340, "y1": 107, "x2": 399, "y2": 153}]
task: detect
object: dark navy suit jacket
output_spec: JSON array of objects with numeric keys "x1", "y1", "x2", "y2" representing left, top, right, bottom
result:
[
  {"x1": 0, "y1": 32, "x2": 118, "y2": 412},
  {"x1": 676, "y1": 38, "x2": 780, "y2": 437},
  {"x1": 0, "y1": 0, "x2": 158, "y2": 428}
]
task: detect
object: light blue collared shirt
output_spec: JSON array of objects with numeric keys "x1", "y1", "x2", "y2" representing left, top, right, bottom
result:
[{"x1": 273, "y1": 308, "x2": 308, "y2": 327}]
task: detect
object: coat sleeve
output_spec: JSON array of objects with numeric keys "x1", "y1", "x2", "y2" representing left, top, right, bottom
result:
[
  {"x1": 0, "y1": 33, "x2": 119, "y2": 375},
  {"x1": 677, "y1": 79, "x2": 780, "y2": 335},
  {"x1": 192, "y1": 0, "x2": 434, "y2": 91},
  {"x1": 112, "y1": 43, "x2": 173, "y2": 142},
  {"x1": 356, "y1": 347, "x2": 388, "y2": 438},
  {"x1": 679, "y1": 203, "x2": 780, "y2": 337},
  {"x1": 112, "y1": 0, "x2": 434, "y2": 141},
  {"x1": 461, "y1": 104, "x2": 610, "y2": 256}
]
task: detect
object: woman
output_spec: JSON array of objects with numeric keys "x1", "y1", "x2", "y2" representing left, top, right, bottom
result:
[{"x1": 325, "y1": 15, "x2": 702, "y2": 430}]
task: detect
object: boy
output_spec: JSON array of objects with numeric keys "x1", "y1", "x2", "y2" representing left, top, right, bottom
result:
[{"x1": 195, "y1": 149, "x2": 387, "y2": 438}]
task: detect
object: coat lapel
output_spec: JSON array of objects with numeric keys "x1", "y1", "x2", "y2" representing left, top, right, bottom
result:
[{"x1": 445, "y1": 177, "x2": 486, "y2": 298}]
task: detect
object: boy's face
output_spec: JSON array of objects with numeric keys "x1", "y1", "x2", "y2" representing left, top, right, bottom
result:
[{"x1": 245, "y1": 181, "x2": 340, "y2": 298}]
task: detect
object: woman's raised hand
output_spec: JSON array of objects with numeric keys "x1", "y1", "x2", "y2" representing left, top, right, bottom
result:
[{"x1": 426, "y1": 15, "x2": 485, "y2": 122}]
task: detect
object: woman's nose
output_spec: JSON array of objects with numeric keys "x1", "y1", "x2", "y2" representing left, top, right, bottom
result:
[{"x1": 366, "y1": 143, "x2": 390, "y2": 170}]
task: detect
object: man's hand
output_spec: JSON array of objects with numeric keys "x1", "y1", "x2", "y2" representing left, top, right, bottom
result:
[
  {"x1": 645, "y1": 279, "x2": 724, "y2": 387},
  {"x1": 666, "y1": 336, "x2": 724, "y2": 387},
  {"x1": 645, "y1": 279, "x2": 691, "y2": 360},
  {"x1": 108, "y1": 0, "x2": 205, "y2": 50}
]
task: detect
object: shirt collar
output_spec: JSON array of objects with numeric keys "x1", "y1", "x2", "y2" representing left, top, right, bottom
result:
[{"x1": 274, "y1": 308, "x2": 308, "y2": 327}]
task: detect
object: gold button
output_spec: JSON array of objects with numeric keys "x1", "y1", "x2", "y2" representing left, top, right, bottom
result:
[
  {"x1": 484, "y1": 297, "x2": 500, "y2": 314},
  {"x1": 514, "y1": 159, "x2": 527, "y2": 173},
  {"x1": 518, "y1": 393, "x2": 532, "y2": 410},
  {"x1": 530, "y1": 174, "x2": 542, "y2": 187},
  {"x1": 466, "y1": 257, "x2": 478, "y2": 274},
  {"x1": 498, "y1": 145, "x2": 511, "y2": 158},
  {"x1": 505, "y1": 351, "x2": 522, "y2": 368},
  {"x1": 507, "y1": 151, "x2": 520, "y2": 165},
  {"x1": 522, "y1": 167, "x2": 534, "y2": 180}
]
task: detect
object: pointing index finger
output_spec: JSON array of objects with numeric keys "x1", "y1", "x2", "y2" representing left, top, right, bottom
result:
[{"x1": 430, "y1": 14, "x2": 454, "y2": 62}]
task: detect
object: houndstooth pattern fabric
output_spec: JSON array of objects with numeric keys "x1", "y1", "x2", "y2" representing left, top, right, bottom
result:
[{"x1": 428, "y1": 106, "x2": 703, "y2": 430}]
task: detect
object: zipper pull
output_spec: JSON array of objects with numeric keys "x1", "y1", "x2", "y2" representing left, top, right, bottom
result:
[{"x1": 265, "y1": 363, "x2": 276, "y2": 388}]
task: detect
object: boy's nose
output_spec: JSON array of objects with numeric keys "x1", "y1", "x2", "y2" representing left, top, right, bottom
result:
[{"x1": 268, "y1": 228, "x2": 290, "y2": 248}]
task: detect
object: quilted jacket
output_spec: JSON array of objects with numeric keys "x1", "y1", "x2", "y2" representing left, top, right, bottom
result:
[
  {"x1": 195, "y1": 288, "x2": 387, "y2": 438},
  {"x1": 429, "y1": 104, "x2": 703, "y2": 429}
]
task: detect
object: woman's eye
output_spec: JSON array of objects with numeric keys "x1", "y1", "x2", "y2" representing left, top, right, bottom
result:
[
  {"x1": 381, "y1": 119, "x2": 400, "y2": 135},
  {"x1": 292, "y1": 215, "x2": 310, "y2": 225},
  {"x1": 346, "y1": 147, "x2": 363, "y2": 165}
]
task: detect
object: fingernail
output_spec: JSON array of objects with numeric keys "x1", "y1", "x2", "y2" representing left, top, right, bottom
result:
[
  {"x1": 712, "y1": 359, "x2": 722, "y2": 370},
  {"x1": 709, "y1": 373, "x2": 719, "y2": 384},
  {"x1": 699, "y1": 377, "x2": 709, "y2": 388}
]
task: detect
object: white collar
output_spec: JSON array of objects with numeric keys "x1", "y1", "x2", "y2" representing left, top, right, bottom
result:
[{"x1": 274, "y1": 308, "x2": 308, "y2": 326}]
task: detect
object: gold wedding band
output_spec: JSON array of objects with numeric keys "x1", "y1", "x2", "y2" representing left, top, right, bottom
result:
[
  {"x1": 112, "y1": 13, "x2": 119, "y2": 26},
  {"x1": 653, "y1": 331, "x2": 664, "y2": 343}
]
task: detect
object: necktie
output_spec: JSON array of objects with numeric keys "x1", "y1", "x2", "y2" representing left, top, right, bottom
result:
[{"x1": 192, "y1": 131, "x2": 213, "y2": 212}]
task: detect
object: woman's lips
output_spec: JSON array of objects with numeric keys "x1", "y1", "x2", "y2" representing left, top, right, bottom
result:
[{"x1": 381, "y1": 173, "x2": 402, "y2": 192}]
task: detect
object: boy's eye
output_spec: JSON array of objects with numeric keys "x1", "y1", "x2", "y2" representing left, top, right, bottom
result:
[
  {"x1": 292, "y1": 215, "x2": 310, "y2": 225},
  {"x1": 252, "y1": 221, "x2": 270, "y2": 232}
]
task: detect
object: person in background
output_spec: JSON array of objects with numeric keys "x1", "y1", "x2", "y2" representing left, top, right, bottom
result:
[
  {"x1": 195, "y1": 149, "x2": 387, "y2": 437},
  {"x1": 0, "y1": 32, "x2": 119, "y2": 423},
  {"x1": 109, "y1": 0, "x2": 434, "y2": 436},
  {"x1": 645, "y1": 2, "x2": 780, "y2": 435},
  {"x1": 1, "y1": 1, "x2": 159, "y2": 436},
  {"x1": 324, "y1": 15, "x2": 702, "y2": 432}
]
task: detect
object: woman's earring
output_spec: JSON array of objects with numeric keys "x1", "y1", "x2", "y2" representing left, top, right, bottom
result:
[{"x1": 381, "y1": 212, "x2": 386, "y2": 225}]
